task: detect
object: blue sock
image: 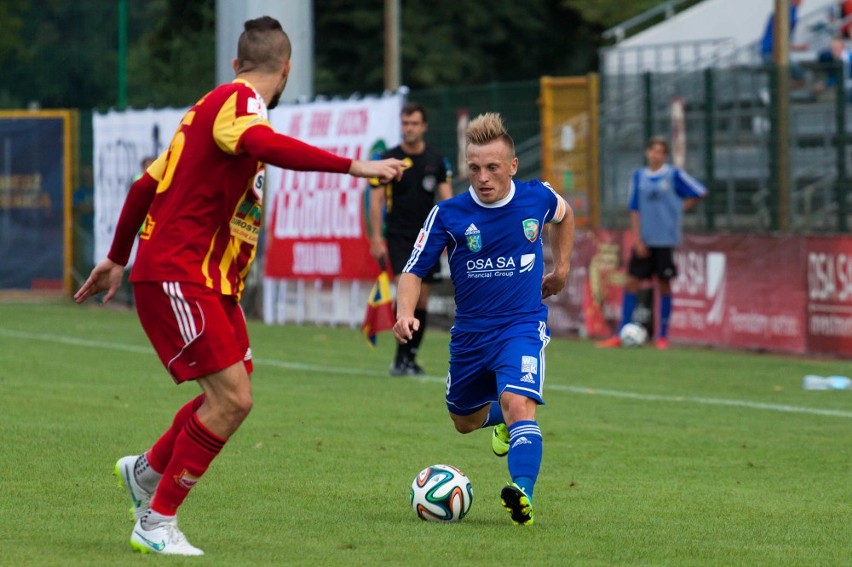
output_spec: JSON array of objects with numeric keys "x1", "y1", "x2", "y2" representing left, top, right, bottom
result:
[
  {"x1": 480, "y1": 402, "x2": 504, "y2": 428},
  {"x1": 507, "y1": 420, "x2": 542, "y2": 502},
  {"x1": 620, "y1": 292, "x2": 637, "y2": 331},
  {"x1": 660, "y1": 294, "x2": 672, "y2": 339}
]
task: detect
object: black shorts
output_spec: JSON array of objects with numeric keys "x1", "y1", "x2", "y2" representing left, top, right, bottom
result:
[
  {"x1": 628, "y1": 246, "x2": 677, "y2": 281},
  {"x1": 388, "y1": 235, "x2": 441, "y2": 283}
]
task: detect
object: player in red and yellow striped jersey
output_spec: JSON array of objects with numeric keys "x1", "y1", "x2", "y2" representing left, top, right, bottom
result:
[{"x1": 74, "y1": 16, "x2": 404, "y2": 556}]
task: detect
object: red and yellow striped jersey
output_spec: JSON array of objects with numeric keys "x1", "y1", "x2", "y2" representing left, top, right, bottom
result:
[{"x1": 125, "y1": 78, "x2": 355, "y2": 300}]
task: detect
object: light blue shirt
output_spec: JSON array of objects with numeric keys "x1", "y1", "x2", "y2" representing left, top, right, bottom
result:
[{"x1": 628, "y1": 164, "x2": 707, "y2": 247}]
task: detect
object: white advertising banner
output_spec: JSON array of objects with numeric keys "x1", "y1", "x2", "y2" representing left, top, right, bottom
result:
[{"x1": 92, "y1": 107, "x2": 186, "y2": 264}]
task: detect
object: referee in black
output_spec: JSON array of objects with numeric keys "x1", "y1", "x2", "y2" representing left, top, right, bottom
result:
[{"x1": 369, "y1": 102, "x2": 453, "y2": 375}]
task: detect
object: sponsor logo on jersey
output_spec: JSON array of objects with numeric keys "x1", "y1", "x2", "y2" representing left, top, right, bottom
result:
[
  {"x1": 247, "y1": 96, "x2": 263, "y2": 116},
  {"x1": 519, "y1": 253, "x2": 536, "y2": 273},
  {"x1": 414, "y1": 228, "x2": 428, "y2": 250},
  {"x1": 422, "y1": 175, "x2": 436, "y2": 192},
  {"x1": 466, "y1": 256, "x2": 516, "y2": 279},
  {"x1": 521, "y1": 356, "x2": 538, "y2": 374},
  {"x1": 522, "y1": 219, "x2": 539, "y2": 242},
  {"x1": 465, "y1": 223, "x2": 482, "y2": 252},
  {"x1": 520, "y1": 372, "x2": 536, "y2": 384},
  {"x1": 251, "y1": 169, "x2": 265, "y2": 200},
  {"x1": 139, "y1": 214, "x2": 156, "y2": 240}
]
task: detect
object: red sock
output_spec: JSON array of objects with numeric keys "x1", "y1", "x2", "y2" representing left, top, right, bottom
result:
[
  {"x1": 146, "y1": 394, "x2": 205, "y2": 473},
  {"x1": 150, "y1": 413, "x2": 226, "y2": 516}
]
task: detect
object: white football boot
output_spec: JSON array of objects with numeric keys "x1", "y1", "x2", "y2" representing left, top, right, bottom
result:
[{"x1": 130, "y1": 516, "x2": 204, "y2": 556}]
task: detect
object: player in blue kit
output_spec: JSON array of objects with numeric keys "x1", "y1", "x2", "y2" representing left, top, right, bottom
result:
[
  {"x1": 597, "y1": 136, "x2": 707, "y2": 350},
  {"x1": 393, "y1": 113, "x2": 575, "y2": 525}
]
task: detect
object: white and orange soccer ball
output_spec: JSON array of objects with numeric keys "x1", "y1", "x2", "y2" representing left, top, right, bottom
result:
[{"x1": 410, "y1": 464, "x2": 473, "y2": 522}]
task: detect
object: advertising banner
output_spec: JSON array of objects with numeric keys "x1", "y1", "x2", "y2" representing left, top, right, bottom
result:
[
  {"x1": 92, "y1": 107, "x2": 186, "y2": 264},
  {"x1": 805, "y1": 235, "x2": 852, "y2": 356},
  {"x1": 263, "y1": 93, "x2": 403, "y2": 279},
  {"x1": 670, "y1": 234, "x2": 807, "y2": 352},
  {"x1": 554, "y1": 230, "x2": 811, "y2": 353},
  {"x1": 0, "y1": 112, "x2": 71, "y2": 291}
]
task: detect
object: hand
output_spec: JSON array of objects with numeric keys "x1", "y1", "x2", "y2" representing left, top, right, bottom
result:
[
  {"x1": 634, "y1": 241, "x2": 649, "y2": 258},
  {"x1": 541, "y1": 268, "x2": 568, "y2": 299},
  {"x1": 393, "y1": 315, "x2": 420, "y2": 344},
  {"x1": 369, "y1": 237, "x2": 388, "y2": 264},
  {"x1": 350, "y1": 158, "x2": 407, "y2": 184},
  {"x1": 74, "y1": 259, "x2": 125, "y2": 304}
]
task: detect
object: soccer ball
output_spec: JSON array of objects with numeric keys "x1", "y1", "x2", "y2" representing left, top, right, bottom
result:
[
  {"x1": 619, "y1": 322, "x2": 648, "y2": 347},
  {"x1": 410, "y1": 464, "x2": 473, "y2": 522}
]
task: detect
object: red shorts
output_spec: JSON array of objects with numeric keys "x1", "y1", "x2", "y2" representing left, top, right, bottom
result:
[{"x1": 133, "y1": 282, "x2": 253, "y2": 383}]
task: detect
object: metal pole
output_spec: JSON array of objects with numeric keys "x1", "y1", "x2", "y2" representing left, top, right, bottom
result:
[
  {"x1": 643, "y1": 71, "x2": 654, "y2": 142},
  {"x1": 703, "y1": 68, "x2": 716, "y2": 231},
  {"x1": 835, "y1": 61, "x2": 848, "y2": 231},
  {"x1": 384, "y1": 0, "x2": 400, "y2": 91},
  {"x1": 773, "y1": 0, "x2": 791, "y2": 231},
  {"x1": 117, "y1": 0, "x2": 127, "y2": 109}
]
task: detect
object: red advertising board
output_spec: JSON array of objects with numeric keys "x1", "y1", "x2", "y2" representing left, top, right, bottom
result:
[
  {"x1": 669, "y1": 234, "x2": 807, "y2": 353},
  {"x1": 262, "y1": 95, "x2": 402, "y2": 280},
  {"x1": 805, "y1": 235, "x2": 852, "y2": 356},
  {"x1": 552, "y1": 230, "x2": 834, "y2": 355}
]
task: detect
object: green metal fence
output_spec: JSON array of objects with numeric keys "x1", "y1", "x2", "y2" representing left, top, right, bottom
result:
[
  {"x1": 598, "y1": 62, "x2": 852, "y2": 234},
  {"x1": 412, "y1": 80, "x2": 541, "y2": 188}
]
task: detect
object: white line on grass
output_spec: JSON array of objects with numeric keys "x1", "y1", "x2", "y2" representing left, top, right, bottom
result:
[{"x1": 4, "y1": 328, "x2": 852, "y2": 419}]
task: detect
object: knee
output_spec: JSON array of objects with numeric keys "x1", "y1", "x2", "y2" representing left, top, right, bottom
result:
[
  {"x1": 449, "y1": 415, "x2": 480, "y2": 434},
  {"x1": 500, "y1": 395, "x2": 536, "y2": 426},
  {"x1": 218, "y1": 392, "x2": 252, "y2": 426}
]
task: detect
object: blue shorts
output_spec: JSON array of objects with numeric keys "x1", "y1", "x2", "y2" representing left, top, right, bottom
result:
[{"x1": 445, "y1": 320, "x2": 550, "y2": 415}]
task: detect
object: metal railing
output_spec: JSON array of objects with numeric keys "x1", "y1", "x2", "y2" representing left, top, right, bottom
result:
[{"x1": 602, "y1": 0, "x2": 699, "y2": 43}]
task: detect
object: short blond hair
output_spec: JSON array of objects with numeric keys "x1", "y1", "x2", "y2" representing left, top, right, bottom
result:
[{"x1": 466, "y1": 113, "x2": 515, "y2": 154}]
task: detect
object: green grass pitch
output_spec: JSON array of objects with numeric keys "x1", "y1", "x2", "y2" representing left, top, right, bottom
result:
[{"x1": 0, "y1": 302, "x2": 849, "y2": 566}]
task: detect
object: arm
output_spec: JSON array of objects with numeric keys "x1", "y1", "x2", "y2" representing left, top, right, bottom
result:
[
  {"x1": 673, "y1": 168, "x2": 707, "y2": 212},
  {"x1": 541, "y1": 200, "x2": 575, "y2": 299},
  {"x1": 369, "y1": 184, "x2": 388, "y2": 263},
  {"x1": 437, "y1": 181, "x2": 453, "y2": 201},
  {"x1": 630, "y1": 209, "x2": 647, "y2": 257},
  {"x1": 74, "y1": 171, "x2": 158, "y2": 304},
  {"x1": 239, "y1": 125, "x2": 404, "y2": 183},
  {"x1": 393, "y1": 272, "x2": 423, "y2": 343}
]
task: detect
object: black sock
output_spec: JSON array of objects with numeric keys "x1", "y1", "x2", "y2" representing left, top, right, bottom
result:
[
  {"x1": 395, "y1": 342, "x2": 411, "y2": 364},
  {"x1": 410, "y1": 309, "x2": 428, "y2": 359}
]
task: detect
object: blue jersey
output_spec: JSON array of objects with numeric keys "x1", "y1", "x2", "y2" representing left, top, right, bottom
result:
[
  {"x1": 628, "y1": 164, "x2": 706, "y2": 247},
  {"x1": 404, "y1": 179, "x2": 561, "y2": 332}
]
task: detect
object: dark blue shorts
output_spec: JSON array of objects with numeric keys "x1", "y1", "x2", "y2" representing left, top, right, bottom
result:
[{"x1": 445, "y1": 320, "x2": 550, "y2": 415}]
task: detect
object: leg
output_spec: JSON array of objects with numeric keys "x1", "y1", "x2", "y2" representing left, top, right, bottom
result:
[
  {"x1": 499, "y1": 392, "x2": 540, "y2": 525},
  {"x1": 654, "y1": 247, "x2": 677, "y2": 349},
  {"x1": 128, "y1": 282, "x2": 251, "y2": 555},
  {"x1": 407, "y1": 282, "x2": 431, "y2": 369},
  {"x1": 116, "y1": 393, "x2": 205, "y2": 521},
  {"x1": 149, "y1": 361, "x2": 252, "y2": 517},
  {"x1": 657, "y1": 278, "x2": 673, "y2": 347},
  {"x1": 597, "y1": 248, "x2": 648, "y2": 347}
]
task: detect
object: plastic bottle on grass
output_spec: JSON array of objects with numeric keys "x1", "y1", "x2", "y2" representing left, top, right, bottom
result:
[{"x1": 802, "y1": 375, "x2": 851, "y2": 390}]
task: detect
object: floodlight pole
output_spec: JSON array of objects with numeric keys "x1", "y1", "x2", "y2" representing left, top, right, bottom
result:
[
  {"x1": 384, "y1": 0, "x2": 401, "y2": 91},
  {"x1": 117, "y1": 0, "x2": 127, "y2": 110},
  {"x1": 773, "y1": 0, "x2": 791, "y2": 231}
]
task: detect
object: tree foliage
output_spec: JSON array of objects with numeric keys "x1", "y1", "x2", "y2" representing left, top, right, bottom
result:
[
  {"x1": 0, "y1": 0, "x2": 673, "y2": 109},
  {"x1": 313, "y1": 0, "x2": 600, "y2": 96}
]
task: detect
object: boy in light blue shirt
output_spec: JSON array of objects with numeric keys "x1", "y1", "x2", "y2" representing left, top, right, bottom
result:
[{"x1": 598, "y1": 136, "x2": 706, "y2": 350}]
